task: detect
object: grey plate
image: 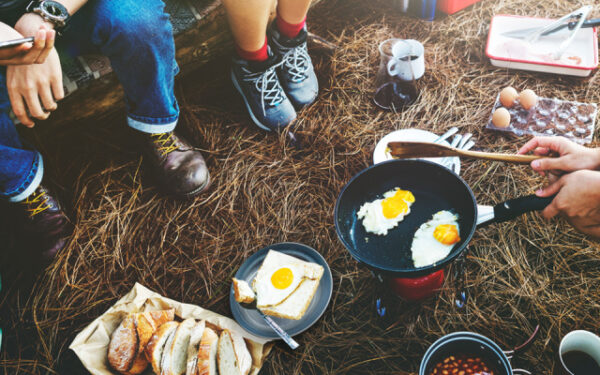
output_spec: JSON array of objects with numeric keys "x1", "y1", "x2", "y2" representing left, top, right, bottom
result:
[{"x1": 229, "y1": 242, "x2": 333, "y2": 339}]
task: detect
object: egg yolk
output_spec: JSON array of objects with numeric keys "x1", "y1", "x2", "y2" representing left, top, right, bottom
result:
[
  {"x1": 271, "y1": 267, "x2": 294, "y2": 289},
  {"x1": 381, "y1": 189, "x2": 415, "y2": 219},
  {"x1": 433, "y1": 224, "x2": 461, "y2": 245}
]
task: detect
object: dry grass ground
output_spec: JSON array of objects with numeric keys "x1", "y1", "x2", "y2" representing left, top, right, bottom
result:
[{"x1": 2, "y1": 0, "x2": 600, "y2": 373}]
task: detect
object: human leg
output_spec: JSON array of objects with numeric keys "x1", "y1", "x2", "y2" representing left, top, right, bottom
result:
[
  {"x1": 269, "y1": 0, "x2": 318, "y2": 109},
  {"x1": 0, "y1": 70, "x2": 71, "y2": 261},
  {"x1": 223, "y1": 0, "x2": 297, "y2": 131},
  {"x1": 62, "y1": 0, "x2": 210, "y2": 197}
]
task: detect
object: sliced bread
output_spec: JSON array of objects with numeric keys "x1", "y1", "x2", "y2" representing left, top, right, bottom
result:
[
  {"x1": 217, "y1": 330, "x2": 241, "y2": 375},
  {"x1": 232, "y1": 278, "x2": 256, "y2": 304},
  {"x1": 185, "y1": 320, "x2": 206, "y2": 375},
  {"x1": 229, "y1": 330, "x2": 252, "y2": 375},
  {"x1": 196, "y1": 327, "x2": 218, "y2": 375},
  {"x1": 107, "y1": 315, "x2": 138, "y2": 373},
  {"x1": 259, "y1": 277, "x2": 321, "y2": 320},
  {"x1": 162, "y1": 318, "x2": 197, "y2": 375},
  {"x1": 145, "y1": 321, "x2": 179, "y2": 375}
]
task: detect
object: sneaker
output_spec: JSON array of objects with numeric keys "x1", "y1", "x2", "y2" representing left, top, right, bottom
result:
[
  {"x1": 231, "y1": 49, "x2": 297, "y2": 131},
  {"x1": 269, "y1": 23, "x2": 318, "y2": 109},
  {"x1": 137, "y1": 130, "x2": 211, "y2": 198}
]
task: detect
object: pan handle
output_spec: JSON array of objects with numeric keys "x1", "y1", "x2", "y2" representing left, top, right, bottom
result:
[{"x1": 490, "y1": 195, "x2": 554, "y2": 224}]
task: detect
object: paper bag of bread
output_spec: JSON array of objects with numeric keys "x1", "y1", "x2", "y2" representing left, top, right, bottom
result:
[{"x1": 69, "y1": 283, "x2": 272, "y2": 375}]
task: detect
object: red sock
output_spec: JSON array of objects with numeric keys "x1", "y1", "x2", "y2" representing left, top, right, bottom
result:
[
  {"x1": 276, "y1": 16, "x2": 306, "y2": 39},
  {"x1": 236, "y1": 37, "x2": 268, "y2": 62}
]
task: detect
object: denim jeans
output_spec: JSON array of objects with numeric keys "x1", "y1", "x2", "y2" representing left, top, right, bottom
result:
[{"x1": 0, "y1": 0, "x2": 179, "y2": 202}]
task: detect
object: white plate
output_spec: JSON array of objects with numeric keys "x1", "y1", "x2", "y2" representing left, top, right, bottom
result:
[
  {"x1": 373, "y1": 129, "x2": 461, "y2": 175},
  {"x1": 486, "y1": 15, "x2": 598, "y2": 77}
]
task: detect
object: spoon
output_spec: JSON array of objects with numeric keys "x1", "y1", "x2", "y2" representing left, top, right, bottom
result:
[{"x1": 387, "y1": 141, "x2": 545, "y2": 164}]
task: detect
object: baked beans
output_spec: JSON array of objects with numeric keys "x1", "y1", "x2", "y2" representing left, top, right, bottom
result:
[{"x1": 429, "y1": 355, "x2": 495, "y2": 375}]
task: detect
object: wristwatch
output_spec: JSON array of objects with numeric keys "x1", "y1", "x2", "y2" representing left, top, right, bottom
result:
[{"x1": 25, "y1": 1, "x2": 70, "y2": 32}]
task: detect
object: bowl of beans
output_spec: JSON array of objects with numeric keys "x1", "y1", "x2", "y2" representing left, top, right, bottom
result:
[{"x1": 419, "y1": 332, "x2": 513, "y2": 375}]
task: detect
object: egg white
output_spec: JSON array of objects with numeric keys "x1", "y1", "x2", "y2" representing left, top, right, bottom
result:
[
  {"x1": 255, "y1": 262, "x2": 306, "y2": 308},
  {"x1": 411, "y1": 211, "x2": 460, "y2": 268},
  {"x1": 357, "y1": 188, "x2": 413, "y2": 236}
]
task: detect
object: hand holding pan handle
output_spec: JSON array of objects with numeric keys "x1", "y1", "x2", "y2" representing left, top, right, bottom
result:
[{"x1": 478, "y1": 195, "x2": 555, "y2": 227}]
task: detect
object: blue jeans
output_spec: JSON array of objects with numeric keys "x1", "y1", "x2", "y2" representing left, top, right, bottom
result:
[{"x1": 0, "y1": 0, "x2": 179, "y2": 202}]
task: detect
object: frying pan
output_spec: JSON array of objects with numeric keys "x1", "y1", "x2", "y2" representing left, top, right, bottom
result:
[{"x1": 334, "y1": 159, "x2": 552, "y2": 277}]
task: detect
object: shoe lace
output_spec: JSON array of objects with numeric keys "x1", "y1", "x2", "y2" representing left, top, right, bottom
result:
[
  {"x1": 151, "y1": 133, "x2": 179, "y2": 156},
  {"x1": 21, "y1": 190, "x2": 51, "y2": 217},
  {"x1": 244, "y1": 61, "x2": 286, "y2": 116},
  {"x1": 282, "y1": 43, "x2": 310, "y2": 83}
]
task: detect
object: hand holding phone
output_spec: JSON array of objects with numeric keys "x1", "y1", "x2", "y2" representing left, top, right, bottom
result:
[{"x1": 0, "y1": 26, "x2": 55, "y2": 65}]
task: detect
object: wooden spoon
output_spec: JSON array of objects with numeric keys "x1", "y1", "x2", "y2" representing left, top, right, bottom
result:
[{"x1": 387, "y1": 141, "x2": 544, "y2": 164}]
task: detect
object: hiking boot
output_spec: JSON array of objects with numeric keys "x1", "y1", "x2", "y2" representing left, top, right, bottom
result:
[
  {"x1": 269, "y1": 23, "x2": 318, "y2": 109},
  {"x1": 14, "y1": 184, "x2": 72, "y2": 261},
  {"x1": 231, "y1": 49, "x2": 297, "y2": 131},
  {"x1": 138, "y1": 130, "x2": 211, "y2": 198}
]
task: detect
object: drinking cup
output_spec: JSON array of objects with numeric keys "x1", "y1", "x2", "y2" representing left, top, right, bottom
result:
[
  {"x1": 387, "y1": 39, "x2": 425, "y2": 81},
  {"x1": 558, "y1": 330, "x2": 600, "y2": 375}
]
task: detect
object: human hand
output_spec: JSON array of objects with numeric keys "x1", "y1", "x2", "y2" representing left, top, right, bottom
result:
[
  {"x1": 518, "y1": 136, "x2": 600, "y2": 177},
  {"x1": 7, "y1": 47, "x2": 64, "y2": 127},
  {"x1": 0, "y1": 24, "x2": 55, "y2": 65},
  {"x1": 536, "y1": 169, "x2": 600, "y2": 238}
]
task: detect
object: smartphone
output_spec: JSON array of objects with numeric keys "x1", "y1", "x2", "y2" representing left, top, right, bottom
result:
[{"x1": 0, "y1": 37, "x2": 34, "y2": 50}]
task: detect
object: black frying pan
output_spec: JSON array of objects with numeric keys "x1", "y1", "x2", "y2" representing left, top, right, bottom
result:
[{"x1": 334, "y1": 159, "x2": 552, "y2": 277}]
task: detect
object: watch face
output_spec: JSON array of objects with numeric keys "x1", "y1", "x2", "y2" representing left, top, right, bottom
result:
[{"x1": 41, "y1": 1, "x2": 68, "y2": 21}]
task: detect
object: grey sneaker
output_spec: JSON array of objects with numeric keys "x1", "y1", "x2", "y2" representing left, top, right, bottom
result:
[
  {"x1": 231, "y1": 50, "x2": 297, "y2": 131},
  {"x1": 269, "y1": 24, "x2": 318, "y2": 109}
]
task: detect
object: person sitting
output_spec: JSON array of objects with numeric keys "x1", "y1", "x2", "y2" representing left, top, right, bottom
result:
[
  {"x1": 0, "y1": 0, "x2": 210, "y2": 261},
  {"x1": 518, "y1": 136, "x2": 600, "y2": 238},
  {"x1": 223, "y1": 0, "x2": 318, "y2": 131}
]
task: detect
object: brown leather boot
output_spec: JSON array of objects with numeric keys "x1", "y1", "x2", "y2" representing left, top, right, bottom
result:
[
  {"x1": 138, "y1": 130, "x2": 210, "y2": 198},
  {"x1": 14, "y1": 185, "x2": 73, "y2": 261}
]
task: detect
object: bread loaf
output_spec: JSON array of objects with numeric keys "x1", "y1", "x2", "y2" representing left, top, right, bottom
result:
[
  {"x1": 162, "y1": 318, "x2": 196, "y2": 375},
  {"x1": 107, "y1": 315, "x2": 138, "y2": 373},
  {"x1": 145, "y1": 321, "x2": 179, "y2": 374},
  {"x1": 196, "y1": 327, "x2": 218, "y2": 375},
  {"x1": 185, "y1": 320, "x2": 206, "y2": 375},
  {"x1": 217, "y1": 330, "x2": 241, "y2": 375}
]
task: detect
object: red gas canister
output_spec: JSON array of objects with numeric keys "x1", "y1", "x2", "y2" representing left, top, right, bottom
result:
[
  {"x1": 437, "y1": 0, "x2": 481, "y2": 15},
  {"x1": 389, "y1": 268, "x2": 445, "y2": 301}
]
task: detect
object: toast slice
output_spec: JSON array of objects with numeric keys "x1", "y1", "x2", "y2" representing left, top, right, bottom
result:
[
  {"x1": 196, "y1": 327, "x2": 218, "y2": 375},
  {"x1": 217, "y1": 330, "x2": 241, "y2": 375},
  {"x1": 185, "y1": 320, "x2": 206, "y2": 375},
  {"x1": 162, "y1": 318, "x2": 196, "y2": 375},
  {"x1": 259, "y1": 277, "x2": 322, "y2": 320},
  {"x1": 145, "y1": 321, "x2": 179, "y2": 375},
  {"x1": 108, "y1": 315, "x2": 138, "y2": 373},
  {"x1": 232, "y1": 278, "x2": 255, "y2": 304}
]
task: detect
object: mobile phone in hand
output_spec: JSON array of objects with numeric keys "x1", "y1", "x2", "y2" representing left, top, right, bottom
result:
[{"x1": 0, "y1": 37, "x2": 34, "y2": 50}]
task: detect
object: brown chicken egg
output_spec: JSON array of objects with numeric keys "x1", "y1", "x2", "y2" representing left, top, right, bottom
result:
[
  {"x1": 499, "y1": 86, "x2": 518, "y2": 108},
  {"x1": 492, "y1": 107, "x2": 511, "y2": 128},
  {"x1": 519, "y1": 89, "x2": 538, "y2": 110}
]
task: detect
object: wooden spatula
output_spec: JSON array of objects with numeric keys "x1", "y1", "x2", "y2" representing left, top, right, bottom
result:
[{"x1": 387, "y1": 141, "x2": 543, "y2": 164}]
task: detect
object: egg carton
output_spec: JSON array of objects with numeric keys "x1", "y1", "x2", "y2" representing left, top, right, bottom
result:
[{"x1": 486, "y1": 93, "x2": 598, "y2": 144}]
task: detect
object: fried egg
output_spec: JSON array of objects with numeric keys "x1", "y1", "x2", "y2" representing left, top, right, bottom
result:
[
  {"x1": 357, "y1": 188, "x2": 415, "y2": 235},
  {"x1": 411, "y1": 210, "x2": 461, "y2": 268}
]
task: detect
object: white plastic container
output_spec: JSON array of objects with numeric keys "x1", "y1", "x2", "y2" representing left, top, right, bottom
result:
[{"x1": 486, "y1": 15, "x2": 598, "y2": 77}]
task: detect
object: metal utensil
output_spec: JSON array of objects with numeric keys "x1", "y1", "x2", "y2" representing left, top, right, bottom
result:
[
  {"x1": 239, "y1": 300, "x2": 299, "y2": 349},
  {"x1": 387, "y1": 141, "x2": 544, "y2": 164},
  {"x1": 502, "y1": 17, "x2": 600, "y2": 39},
  {"x1": 433, "y1": 127, "x2": 459, "y2": 144},
  {"x1": 501, "y1": 6, "x2": 593, "y2": 59}
]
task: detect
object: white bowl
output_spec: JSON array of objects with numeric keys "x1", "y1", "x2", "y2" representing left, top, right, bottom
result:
[{"x1": 373, "y1": 129, "x2": 461, "y2": 175}]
